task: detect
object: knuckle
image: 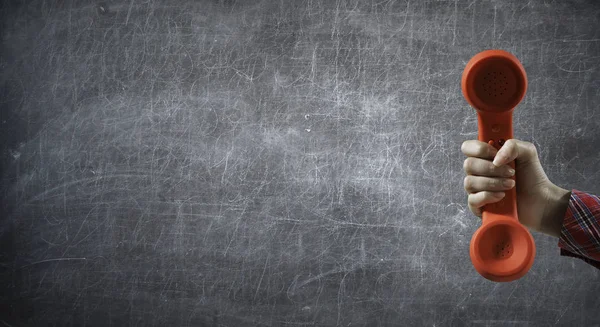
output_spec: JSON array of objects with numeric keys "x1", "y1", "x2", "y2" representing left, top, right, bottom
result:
[
  {"x1": 504, "y1": 139, "x2": 517, "y2": 147},
  {"x1": 464, "y1": 176, "x2": 473, "y2": 192},
  {"x1": 504, "y1": 139, "x2": 517, "y2": 151},
  {"x1": 487, "y1": 178, "x2": 499, "y2": 189},
  {"x1": 524, "y1": 141, "x2": 538, "y2": 155},
  {"x1": 486, "y1": 143, "x2": 497, "y2": 157},
  {"x1": 469, "y1": 193, "x2": 483, "y2": 209},
  {"x1": 467, "y1": 194, "x2": 476, "y2": 206},
  {"x1": 463, "y1": 158, "x2": 473, "y2": 173},
  {"x1": 514, "y1": 139, "x2": 539, "y2": 161},
  {"x1": 487, "y1": 162, "x2": 497, "y2": 175}
]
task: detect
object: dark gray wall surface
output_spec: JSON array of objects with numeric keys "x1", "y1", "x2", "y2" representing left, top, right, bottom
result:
[{"x1": 1, "y1": 0, "x2": 600, "y2": 326}]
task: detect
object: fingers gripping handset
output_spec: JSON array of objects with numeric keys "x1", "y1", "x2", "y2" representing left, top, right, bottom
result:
[{"x1": 461, "y1": 50, "x2": 535, "y2": 282}]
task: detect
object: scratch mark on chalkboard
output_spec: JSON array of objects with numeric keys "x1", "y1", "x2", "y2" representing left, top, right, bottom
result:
[
  {"x1": 472, "y1": 320, "x2": 530, "y2": 325},
  {"x1": 253, "y1": 253, "x2": 269, "y2": 301},
  {"x1": 68, "y1": 206, "x2": 97, "y2": 248},
  {"x1": 71, "y1": 213, "x2": 104, "y2": 247},
  {"x1": 360, "y1": 237, "x2": 366, "y2": 264},
  {"x1": 492, "y1": 5, "x2": 497, "y2": 46},
  {"x1": 337, "y1": 271, "x2": 349, "y2": 326},
  {"x1": 554, "y1": 63, "x2": 594, "y2": 73},
  {"x1": 482, "y1": 283, "x2": 500, "y2": 303},
  {"x1": 555, "y1": 304, "x2": 571, "y2": 323},
  {"x1": 400, "y1": 0, "x2": 410, "y2": 33},
  {"x1": 19, "y1": 257, "x2": 87, "y2": 269},
  {"x1": 125, "y1": 0, "x2": 135, "y2": 26},
  {"x1": 1, "y1": 320, "x2": 15, "y2": 327},
  {"x1": 23, "y1": 176, "x2": 108, "y2": 204},
  {"x1": 223, "y1": 202, "x2": 249, "y2": 257},
  {"x1": 221, "y1": 146, "x2": 233, "y2": 185},
  {"x1": 36, "y1": 271, "x2": 48, "y2": 293},
  {"x1": 557, "y1": 38, "x2": 600, "y2": 43},
  {"x1": 153, "y1": 226, "x2": 164, "y2": 250},
  {"x1": 452, "y1": 0, "x2": 457, "y2": 46},
  {"x1": 417, "y1": 40, "x2": 428, "y2": 61},
  {"x1": 322, "y1": 217, "x2": 396, "y2": 229},
  {"x1": 295, "y1": 267, "x2": 348, "y2": 290}
]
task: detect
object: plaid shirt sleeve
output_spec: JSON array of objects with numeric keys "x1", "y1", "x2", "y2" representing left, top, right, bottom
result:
[{"x1": 558, "y1": 189, "x2": 600, "y2": 269}]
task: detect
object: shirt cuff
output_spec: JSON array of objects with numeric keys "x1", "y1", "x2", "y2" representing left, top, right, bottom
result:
[{"x1": 558, "y1": 189, "x2": 600, "y2": 267}]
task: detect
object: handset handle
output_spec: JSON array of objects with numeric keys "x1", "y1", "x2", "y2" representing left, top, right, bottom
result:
[{"x1": 477, "y1": 110, "x2": 518, "y2": 223}]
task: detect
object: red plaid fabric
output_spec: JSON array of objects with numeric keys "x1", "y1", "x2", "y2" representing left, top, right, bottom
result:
[{"x1": 558, "y1": 189, "x2": 600, "y2": 268}]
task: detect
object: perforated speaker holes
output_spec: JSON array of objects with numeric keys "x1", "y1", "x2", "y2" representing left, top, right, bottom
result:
[
  {"x1": 482, "y1": 71, "x2": 509, "y2": 98},
  {"x1": 496, "y1": 241, "x2": 512, "y2": 258}
]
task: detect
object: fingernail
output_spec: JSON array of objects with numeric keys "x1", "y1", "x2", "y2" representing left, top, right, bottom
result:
[
  {"x1": 493, "y1": 192, "x2": 506, "y2": 198},
  {"x1": 506, "y1": 168, "x2": 515, "y2": 177},
  {"x1": 503, "y1": 179, "x2": 515, "y2": 188}
]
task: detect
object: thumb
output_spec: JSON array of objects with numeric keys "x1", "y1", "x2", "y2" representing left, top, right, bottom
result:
[{"x1": 492, "y1": 139, "x2": 537, "y2": 167}]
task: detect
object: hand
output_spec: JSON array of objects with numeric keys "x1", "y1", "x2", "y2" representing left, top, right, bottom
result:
[{"x1": 461, "y1": 139, "x2": 570, "y2": 237}]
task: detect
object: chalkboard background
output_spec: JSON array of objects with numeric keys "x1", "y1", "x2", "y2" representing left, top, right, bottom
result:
[{"x1": 1, "y1": 0, "x2": 600, "y2": 326}]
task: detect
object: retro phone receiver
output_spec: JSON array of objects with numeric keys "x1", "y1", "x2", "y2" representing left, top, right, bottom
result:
[{"x1": 461, "y1": 50, "x2": 535, "y2": 282}]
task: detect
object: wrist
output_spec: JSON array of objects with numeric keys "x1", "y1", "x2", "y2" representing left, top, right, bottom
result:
[{"x1": 539, "y1": 184, "x2": 571, "y2": 238}]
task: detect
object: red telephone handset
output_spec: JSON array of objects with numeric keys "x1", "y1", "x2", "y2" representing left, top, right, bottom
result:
[{"x1": 461, "y1": 50, "x2": 535, "y2": 282}]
